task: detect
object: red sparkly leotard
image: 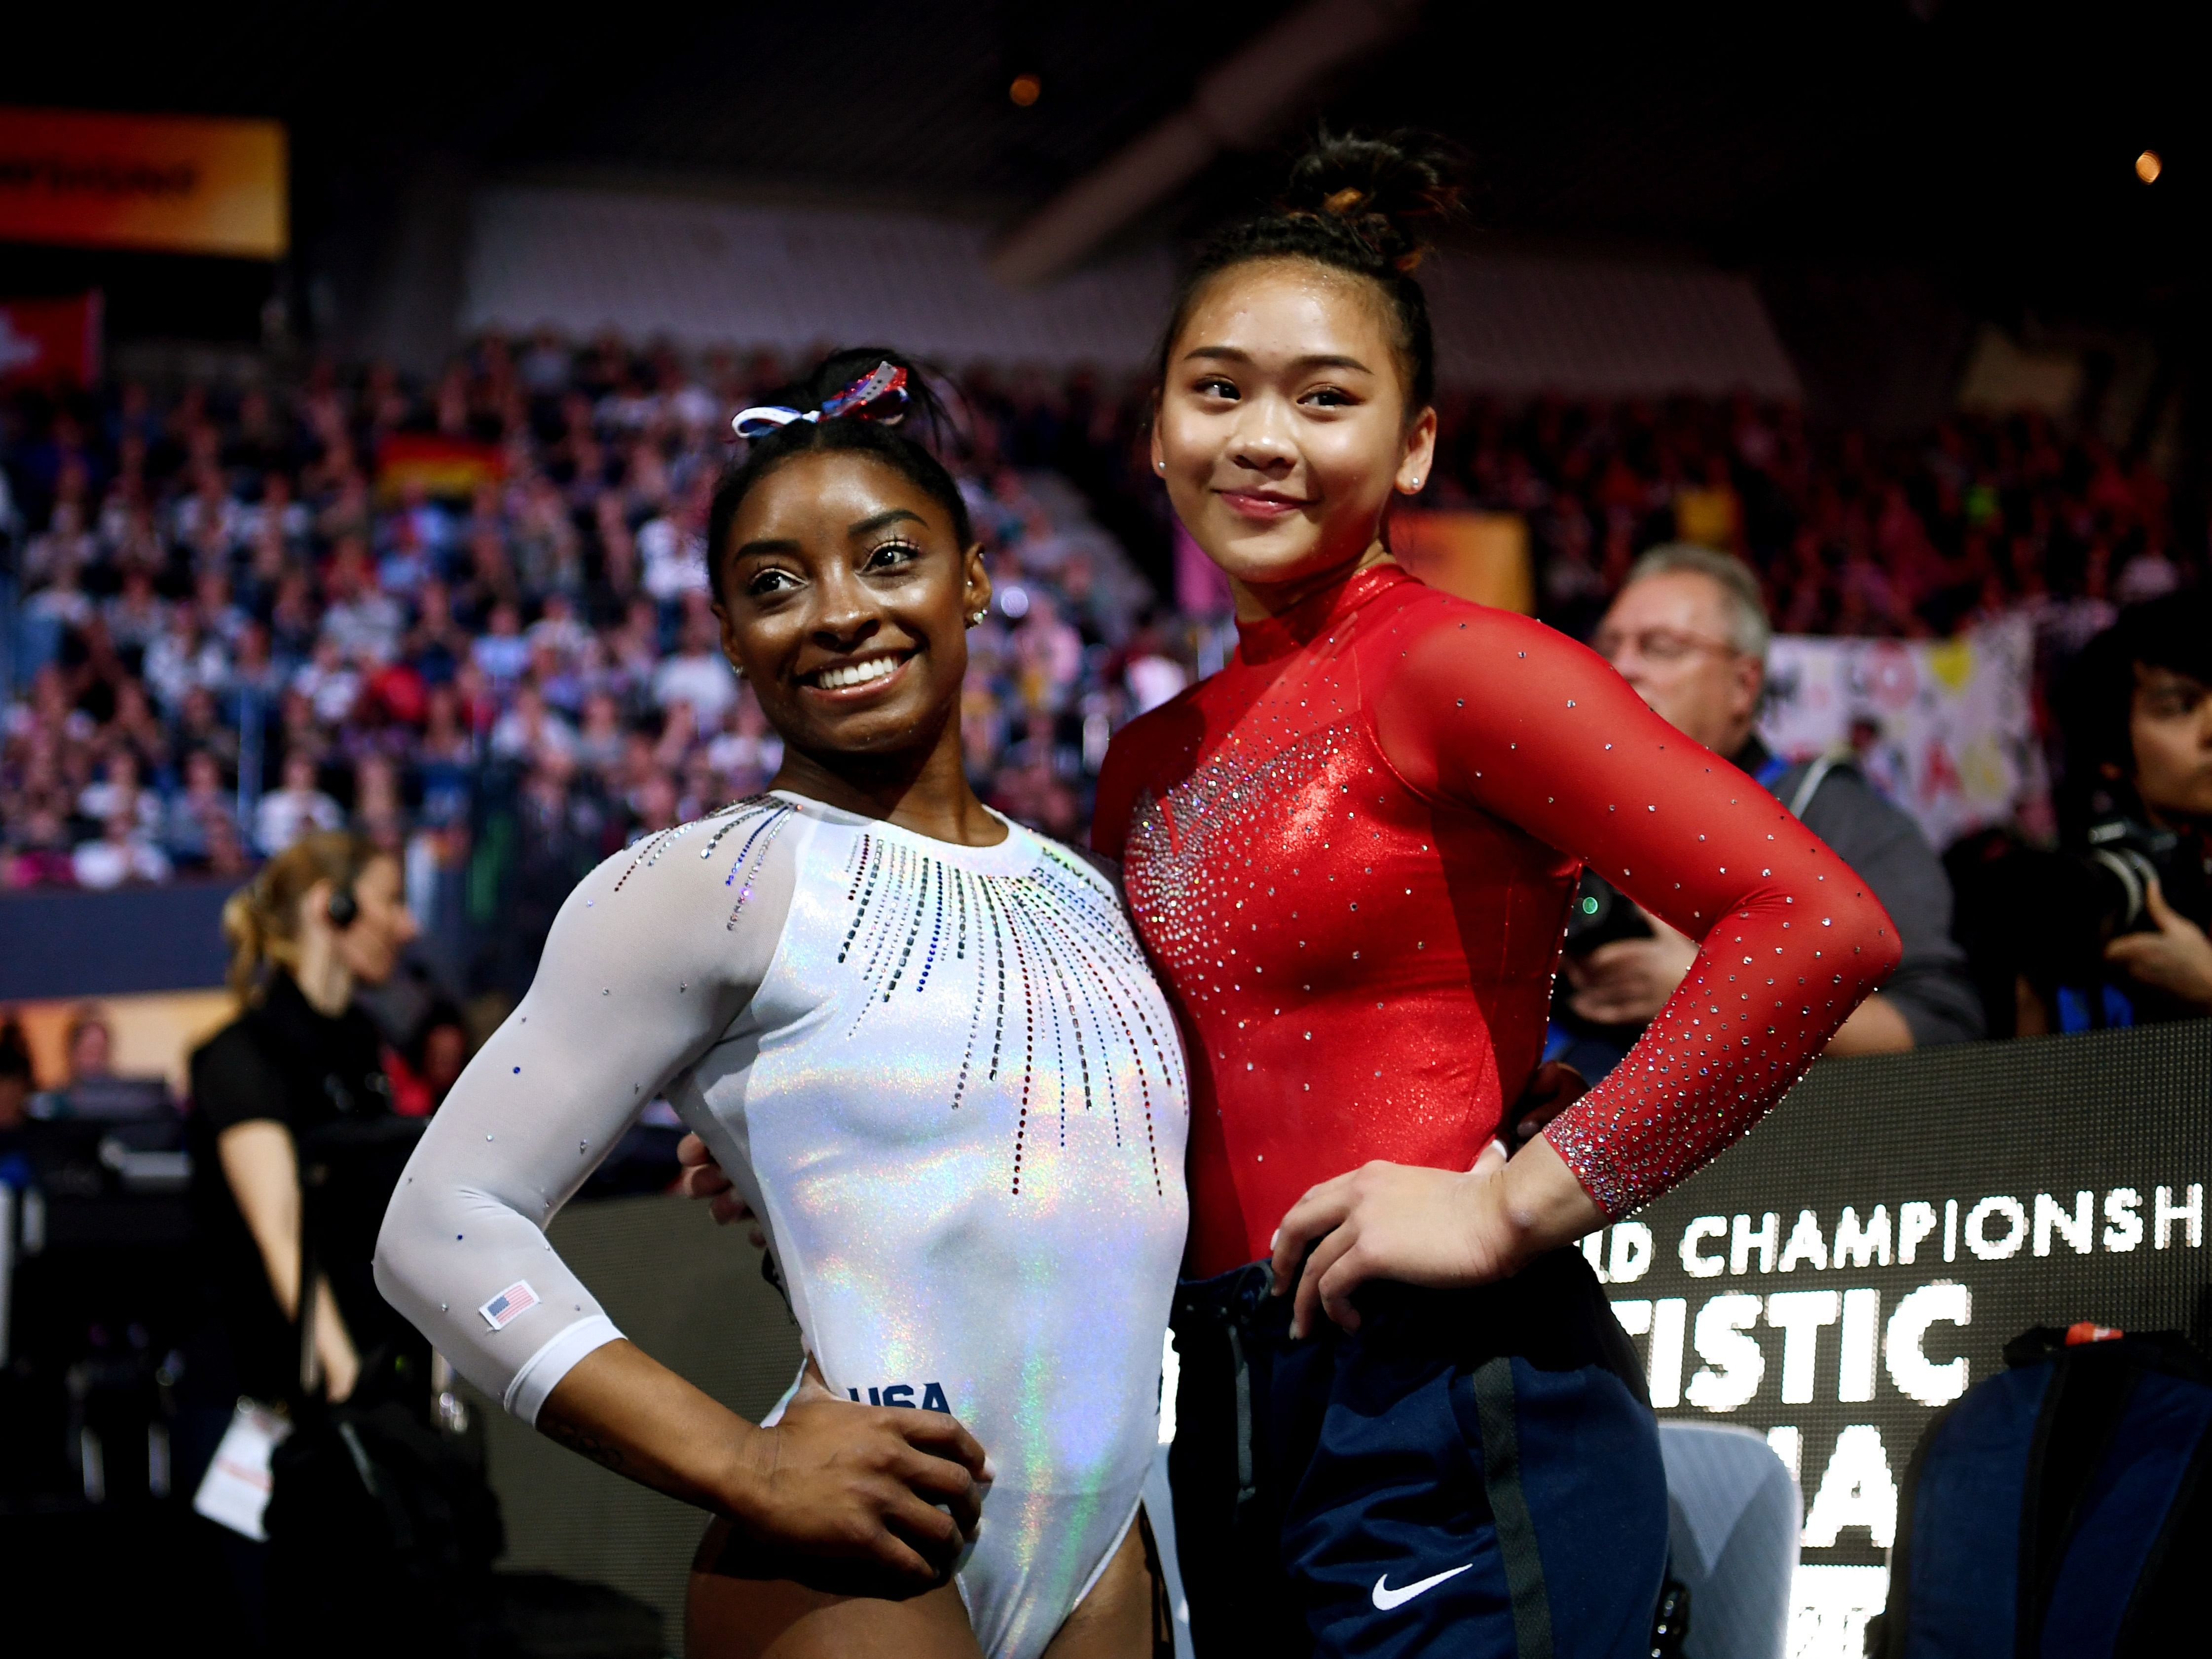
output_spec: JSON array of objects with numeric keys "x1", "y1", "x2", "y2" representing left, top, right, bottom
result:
[{"x1": 1093, "y1": 564, "x2": 1900, "y2": 1276}]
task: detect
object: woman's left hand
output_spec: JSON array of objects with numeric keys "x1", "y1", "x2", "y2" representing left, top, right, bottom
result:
[
  {"x1": 1268, "y1": 1136, "x2": 1607, "y2": 1339},
  {"x1": 2105, "y1": 878, "x2": 2212, "y2": 1012}
]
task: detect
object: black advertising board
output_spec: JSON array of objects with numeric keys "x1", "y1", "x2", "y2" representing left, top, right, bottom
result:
[{"x1": 1587, "y1": 1021, "x2": 2212, "y2": 1657}]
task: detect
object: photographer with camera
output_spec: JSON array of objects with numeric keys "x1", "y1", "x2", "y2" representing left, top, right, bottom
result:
[
  {"x1": 2025, "y1": 592, "x2": 2212, "y2": 1028},
  {"x1": 1554, "y1": 545, "x2": 1982, "y2": 1082}
]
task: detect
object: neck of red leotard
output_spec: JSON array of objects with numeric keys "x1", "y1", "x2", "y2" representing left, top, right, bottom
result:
[
  {"x1": 1227, "y1": 533, "x2": 1400, "y2": 625},
  {"x1": 1233, "y1": 558, "x2": 1409, "y2": 665}
]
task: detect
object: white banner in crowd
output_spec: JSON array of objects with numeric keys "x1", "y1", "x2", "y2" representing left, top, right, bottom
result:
[{"x1": 1759, "y1": 616, "x2": 2045, "y2": 851}]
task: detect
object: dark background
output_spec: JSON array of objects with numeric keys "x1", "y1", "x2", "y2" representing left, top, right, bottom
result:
[{"x1": 4, "y1": 2, "x2": 2205, "y2": 431}]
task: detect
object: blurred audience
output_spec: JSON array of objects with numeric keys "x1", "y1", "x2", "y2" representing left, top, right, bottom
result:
[
  {"x1": 2, "y1": 337, "x2": 1178, "y2": 1002},
  {"x1": 1, "y1": 335, "x2": 2202, "y2": 1024}
]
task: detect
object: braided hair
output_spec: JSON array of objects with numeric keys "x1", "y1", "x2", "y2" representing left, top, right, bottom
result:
[
  {"x1": 1158, "y1": 130, "x2": 1462, "y2": 411},
  {"x1": 707, "y1": 347, "x2": 972, "y2": 605}
]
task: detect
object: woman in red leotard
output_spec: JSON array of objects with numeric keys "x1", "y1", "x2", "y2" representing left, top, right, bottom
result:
[{"x1": 1089, "y1": 133, "x2": 1899, "y2": 1659}]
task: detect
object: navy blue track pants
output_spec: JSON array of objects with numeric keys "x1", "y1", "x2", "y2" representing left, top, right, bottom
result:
[{"x1": 1167, "y1": 1249, "x2": 1668, "y2": 1658}]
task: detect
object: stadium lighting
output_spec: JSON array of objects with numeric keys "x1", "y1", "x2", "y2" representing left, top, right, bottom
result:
[
  {"x1": 2136, "y1": 149, "x2": 2162, "y2": 184},
  {"x1": 1009, "y1": 73, "x2": 1042, "y2": 107}
]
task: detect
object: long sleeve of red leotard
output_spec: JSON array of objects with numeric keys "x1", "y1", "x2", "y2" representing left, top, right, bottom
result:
[{"x1": 1371, "y1": 605, "x2": 1901, "y2": 1218}]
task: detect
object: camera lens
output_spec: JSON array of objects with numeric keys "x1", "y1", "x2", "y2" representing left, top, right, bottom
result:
[{"x1": 2084, "y1": 845, "x2": 2158, "y2": 934}]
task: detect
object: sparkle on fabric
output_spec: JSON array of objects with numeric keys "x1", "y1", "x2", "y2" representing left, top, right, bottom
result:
[{"x1": 1096, "y1": 563, "x2": 1898, "y2": 1261}]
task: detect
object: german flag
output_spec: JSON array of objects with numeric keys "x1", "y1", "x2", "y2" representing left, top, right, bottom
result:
[{"x1": 376, "y1": 433, "x2": 505, "y2": 502}]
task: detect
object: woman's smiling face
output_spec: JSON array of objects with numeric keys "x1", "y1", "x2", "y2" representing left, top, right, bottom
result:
[
  {"x1": 713, "y1": 449, "x2": 988, "y2": 766},
  {"x1": 1152, "y1": 258, "x2": 1436, "y2": 596}
]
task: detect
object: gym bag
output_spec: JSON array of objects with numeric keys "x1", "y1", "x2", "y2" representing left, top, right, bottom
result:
[{"x1": 1871, "y1": 1323, "x2": 2212, "y2": 1658}]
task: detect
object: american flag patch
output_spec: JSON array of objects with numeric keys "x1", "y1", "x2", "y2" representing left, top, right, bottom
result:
[{"x1": 479, "y1": 1281, "x2": 540, "y2": 1330}]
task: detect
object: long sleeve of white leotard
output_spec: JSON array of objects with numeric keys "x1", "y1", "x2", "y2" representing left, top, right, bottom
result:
[{"x1": 374, "y1": 814, "x2": 795, "y2": 1423}]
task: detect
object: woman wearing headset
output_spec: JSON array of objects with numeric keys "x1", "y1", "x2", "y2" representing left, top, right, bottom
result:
[{"x1": 187, "y1": 830, "x2": 420, "y2": 1419}]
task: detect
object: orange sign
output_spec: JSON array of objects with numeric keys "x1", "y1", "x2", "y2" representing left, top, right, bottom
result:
[
  {"x1": 1391, "y1": 510, "x2": 1535, "y2": 615},
  {"x1": 0, "y1": 106, "x2": 287, "y2": 258}
]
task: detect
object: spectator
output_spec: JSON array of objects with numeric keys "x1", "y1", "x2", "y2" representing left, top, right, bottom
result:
[
  {"x1": 573, "y1": 689, "x2": 627, "y2": 775},
  {"x1": 382, "y1": 1000, "x2": 472, "y2": 1118},
  {"x1": 15, "y1": 1003, "x2": 116, "y2": 1121},
  {"x1": 496, "y1": 751, "x2": 609, "y2": 997},
  {"x1": 65, "y1": 1003, "x2": 114, "y2": 1083},
  {"x1": 165, "y1": 749, "x2": 238, "y2": 864},
  {"x1": 73, "y1": 808, "x2": 174, "y2": 889},
  {"x1": 172, "y1": 684, "x2": 242, "y2": 777},
  {"x1": 143, "y1": 610, "x2": 229, "y2": 714},
  {"x1": 703, "y1": 690, "x2": 782, "y2": 795},
  {"x1": 320, "y1": 538, "x2": 404, "y2": 659},
  {"x1": 2067, "y1": 594, "x2": 2212, "y2": 1022},
  {"x1": 1556, "y1": 545, "x2": 1983, "y2": 1076},
  {"x1": 78, "y1": 749, "x2": 160, "y2": 837},
  {"x1": 651, "y1": 599, "x2": 738, "y2": 722},
  {"x1": 293, "y1": 634, "x2": 364, "y2": 726},
  {"x1": 255, "y1": 751, "x2": 344, "y2": 855},
  {"x1": 470, "y1": 600, "x2": 531, "y2": 686},
  {"x1": 489, "y1": 680, "x2": 577, "y2": 765},
  {"x1": 352, "y1": 752, "x2": 408, "y2": 855},
  {"x1": 0, "y1": 1015, "x2": 33, "y2": 1153},
  {"x1": 4, "y1": 805, "x2": 77, "y2": 889},
  {"x1": 1967, "y1": 591, "x2": 2212, "y2": 1032}
]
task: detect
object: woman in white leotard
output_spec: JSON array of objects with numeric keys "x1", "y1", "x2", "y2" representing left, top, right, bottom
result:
[{"x1": 374, "y1": 351, "x2": 1188, "y2": 1659}]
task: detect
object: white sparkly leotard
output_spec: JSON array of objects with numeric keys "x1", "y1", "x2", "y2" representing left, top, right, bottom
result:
[{"x1": 375, "y1": 792, "x2": 1189, "y2": 1659}]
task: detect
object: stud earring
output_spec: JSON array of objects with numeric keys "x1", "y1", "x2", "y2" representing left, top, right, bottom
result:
[
  {"x1": 966, "y1": 609, "x2": 988, "y2": 627},
  {"x1": 1154, "y1": 458, "x2": 1165, "y2": 472}
]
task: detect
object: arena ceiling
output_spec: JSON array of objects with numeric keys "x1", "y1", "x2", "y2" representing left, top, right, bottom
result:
[{"x1": 3, "y1": 0, "x2": 2202, "y2": 328}]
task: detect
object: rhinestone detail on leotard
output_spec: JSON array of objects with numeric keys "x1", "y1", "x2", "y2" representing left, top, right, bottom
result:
[{"x1": 615, "y1": 797, "x2": 1184, "y2": 1198}]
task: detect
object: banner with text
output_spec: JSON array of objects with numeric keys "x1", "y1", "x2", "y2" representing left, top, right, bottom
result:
[
  {"x1": 0, "y1": 107, "x2": 286, "y2": 258},
  {"x1": 1597, "y1": 1022, "x2": 2211, "y2": 1658},
  {"x1": 1759, "y1": 616, "x2": 2044, "y2": 852}
]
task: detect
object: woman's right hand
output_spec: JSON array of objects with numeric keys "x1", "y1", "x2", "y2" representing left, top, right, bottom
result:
[
  {"x1": 541, "y1": 1340, "x2": 991, "y2": 1600},
  {"x1": 730, "y1": 1380, "x2": 991, "y2": 1595}
]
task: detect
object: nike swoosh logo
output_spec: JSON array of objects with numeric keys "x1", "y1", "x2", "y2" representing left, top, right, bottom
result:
[{"x1": 1371, "y1": 1563, "x2": 1474, "y2": 1611}]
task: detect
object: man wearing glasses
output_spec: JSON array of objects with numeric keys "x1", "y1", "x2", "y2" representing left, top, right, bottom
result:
[{"x1": 1555, "y1": 544, "x2": 1982, "y2": 1079}]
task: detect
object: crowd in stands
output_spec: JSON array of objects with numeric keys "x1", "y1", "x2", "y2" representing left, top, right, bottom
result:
[
  {"x1": 1, "y1": 335, "x2": 2200, "y2": 1004},
  {"x1": 0, "y1": 338, "x2": 1194, "y2": 996},
  {"x1": 1421, "y1": 389, "x2": 2193, "y2": 648}
]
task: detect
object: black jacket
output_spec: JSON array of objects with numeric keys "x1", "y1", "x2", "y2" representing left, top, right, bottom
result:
[
  {"x1": 1743, "y1": 737, "x2": 1985, "y2": 1048},
  {"x1": 187, "y1": 972, "x2": 407, "y2": 1401}
]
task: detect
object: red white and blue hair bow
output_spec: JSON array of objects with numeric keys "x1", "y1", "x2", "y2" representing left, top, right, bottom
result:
[{"x1": 732, "y1": 361, "x2": 910, "y2": 440}]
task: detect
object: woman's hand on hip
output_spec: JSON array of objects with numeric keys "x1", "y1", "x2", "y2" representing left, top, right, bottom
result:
[
  {"x1": 1268, "y1": 1136, "x2": 1606, "y2": 1339},
  {"x1": 731, "y1": 1384, "x2": 992, "y2": 1596},
  {"x1": 540, "y1": 1339, "x2": 987, "y2": 1601}
]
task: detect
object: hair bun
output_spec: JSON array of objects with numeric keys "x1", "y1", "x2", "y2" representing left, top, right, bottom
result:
[{"x1": 1279, "y1": 130, "x2": 1463, "y2": 273}]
